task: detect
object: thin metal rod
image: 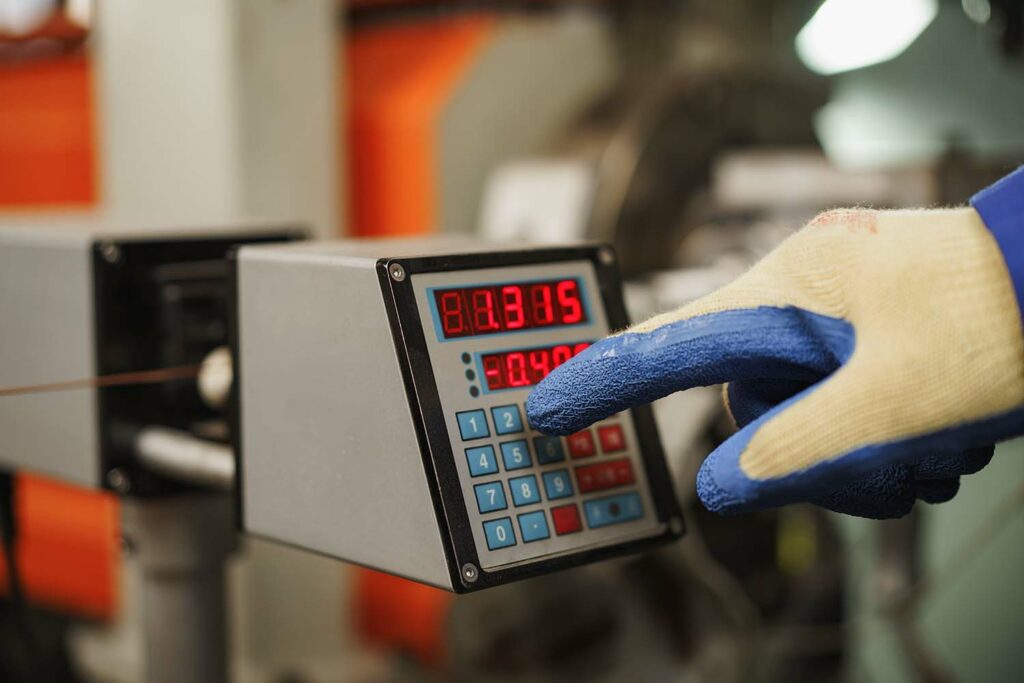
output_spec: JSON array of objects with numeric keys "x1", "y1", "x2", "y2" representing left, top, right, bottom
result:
[{"x1": 134, "y1": 427, "x2": 235, "y2": 491}]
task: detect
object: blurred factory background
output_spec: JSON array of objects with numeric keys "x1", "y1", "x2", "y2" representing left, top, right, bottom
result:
[{"x1": 1, "y1": 0, "x2": 1023, "y2": 681}]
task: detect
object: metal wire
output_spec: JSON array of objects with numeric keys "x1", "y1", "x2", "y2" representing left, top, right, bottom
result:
[{"x1": 0, "y1": 365, "x2": 201, "y2": 398}]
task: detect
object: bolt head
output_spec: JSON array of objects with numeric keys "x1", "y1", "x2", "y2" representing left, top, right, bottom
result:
[
  {"x1": 461, "y1": 563, "x2": 479, "y2": 583},
  {"x1": 598, "y1": 247, "x2": 616, "y2": 266},
  {"x1": 100, "y1": 242, "x2": 122, "y2": 264},
  {"x1": 106, "y1": 468, "x2": 131, "y2": 494},
  {"x1": 119, "y1": 535, "x2": 135, "y2": 556},
  {"x1": 389, "y1": 263, "x2": 406, "y2": 281}
]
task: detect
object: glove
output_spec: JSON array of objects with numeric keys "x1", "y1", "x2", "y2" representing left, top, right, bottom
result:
[{"x1": 527, "y1": 168, "x2": 1024, "y2": 519}]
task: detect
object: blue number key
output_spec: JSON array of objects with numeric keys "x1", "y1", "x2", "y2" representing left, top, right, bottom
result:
[
  {"x1": 491, "y1": 405, "x2": 524, "y2": 435},
  {"x1": 533, "y1": 436, "x2": 565, "y2": 464},
  {"x1": 466, "y1": 445, "x2": 498, "y2": 477},
  {"x1": 517, "y1": 511, "x2": 550, "y2": 543},
  {"x1": 509, "y1": 475, "x2": 541, "y2": 507},
  {"x1": 483, "y1": 518, "x2": 516, "y2": 550},
  {"x1": 474, "y1": 481, "x2": 507, "y2": 513},
  {"x1": 542, "y1": 470, "x2": 574, "y2": 500},
  {"x1": 457, "y1": 409, "x2": 490, "y2": 440},
  {"x1": 500, "y1": 440, "x2": 532, "y2": 471}
]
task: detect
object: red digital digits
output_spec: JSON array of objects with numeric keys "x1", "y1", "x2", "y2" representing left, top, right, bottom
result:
[
  {"x1": 501, "y1": 285, "x2": 525, "y2": 329},
  {"x1": 433, "y1": 280, "x2": 587, "y2": 339},
  {"x1": 480, "y1": 342, "x2": 591, "y2": 391},
  {"x1": 439, "y1": 291, "x2": 465, "y2": 335}
]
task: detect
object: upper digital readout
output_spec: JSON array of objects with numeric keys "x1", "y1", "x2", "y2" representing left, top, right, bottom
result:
[{"x1": 431, "y1": 279, "x2": 587, "y2": 339}]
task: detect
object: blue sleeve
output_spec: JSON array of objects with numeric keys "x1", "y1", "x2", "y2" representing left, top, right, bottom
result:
[{"x1": 971, "y1": 166, "x2": 1024, "y2": 329}]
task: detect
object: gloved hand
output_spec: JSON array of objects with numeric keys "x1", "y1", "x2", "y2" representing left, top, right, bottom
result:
[{"x1": 527, "y1": 168, "x2": 1024, "y2": 519}]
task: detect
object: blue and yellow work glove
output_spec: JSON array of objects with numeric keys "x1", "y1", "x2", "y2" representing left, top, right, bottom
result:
[{"x1": 528, "y1": 168, "x2": 1024, "y2": 519}]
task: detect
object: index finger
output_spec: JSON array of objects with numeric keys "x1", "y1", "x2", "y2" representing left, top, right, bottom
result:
[{"x1": 526, "y1": 306, "x2": 852, "y2": 435}]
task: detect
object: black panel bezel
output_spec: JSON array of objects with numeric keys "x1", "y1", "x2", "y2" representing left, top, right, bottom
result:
[
  {"x1": 91, "y1": 229, "x2": 304, "y2": 497},
  {"x1": 376, "y1": 245, "x2": 684, "y2": 593}
]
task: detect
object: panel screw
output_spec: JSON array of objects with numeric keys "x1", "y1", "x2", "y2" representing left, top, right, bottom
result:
[
  {"x1": 598, "y1": 247, "x2": 615, "y2": 266},
  {"x1": 389, "y1": 263, "x2": 406, "y2": 281},
  {"x1": 106, "y1": 468, "x2": 131, "y2": 494},
  {"x1": 669, "y1": 516, "x2": 684, "y2": 535},
  {"x1": 100, "y1": 242, "x2": 122, "y2": 264},
  {"x1": 461, "y1": 563, "x2": 479, "y2": 583}
]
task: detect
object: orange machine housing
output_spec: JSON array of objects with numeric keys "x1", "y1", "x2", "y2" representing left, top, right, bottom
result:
[
  {"x1": 0, "y1": 48, "x2": 97, "y2": 208},
  {"x1": 346, "y1": 16, "x2": 494, "y2": 236},
  {"x1": 0, "y1": 475, "x2": 119, "y2": 622}
]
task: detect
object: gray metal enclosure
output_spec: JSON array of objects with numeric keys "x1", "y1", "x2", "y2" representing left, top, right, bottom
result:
[
  {"x1": 236, "y1": 242, "x2": 453, "y2": 588},
  {"x1": 0, "y1": 228, "x2": 100, "y2": 487}
]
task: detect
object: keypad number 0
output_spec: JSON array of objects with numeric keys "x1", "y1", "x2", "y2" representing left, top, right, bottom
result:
[{"x1": 483, "y1": 518, "x2": 516, "y2": 550}]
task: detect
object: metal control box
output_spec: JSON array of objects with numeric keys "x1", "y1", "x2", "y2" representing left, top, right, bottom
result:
[
  {"x1": 234, "y1": 240, "x2": 683, "y2": 591},
  {"x1": 0, "y1": 224, "x2": 301, "y2": 491}
]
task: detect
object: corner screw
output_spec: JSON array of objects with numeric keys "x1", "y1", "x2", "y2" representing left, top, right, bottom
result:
[
  {"x1": 100, "y1": 242, "x2": 122, "y2": 265},
  {"x1": 106, "y1": 468, "x2": 131, "y2": 494},
  {"x1": 669, "y1": 517, "x2": 684, "y2": 535},
  {"x1": 598, "y1": 247, "x2": 615, "y2": 266},
  {"x1": 461, "y1": 563, "x2": 479, "y2": 583},
  {"x1": 389, "y1": 263, "x2": 406, "y2": 282}
]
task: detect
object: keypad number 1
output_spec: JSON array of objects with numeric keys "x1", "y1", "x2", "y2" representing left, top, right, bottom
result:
[{"x1": 457, "y1": 410, "x2": 490, "y2": 441}]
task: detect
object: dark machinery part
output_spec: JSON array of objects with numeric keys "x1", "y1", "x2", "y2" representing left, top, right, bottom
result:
[
  {"x1": 0, "y1": 472, "x2": 82, "y2": 683},
  {"x1": 556, "y1": 72, "x2": 825, "y2": 278},
  {"x1": 92, "y1": 231, "x2": 302, "y2": 497},
  {"x1": 991, "y1": 0, "x2": 1024, "y2": 57}
]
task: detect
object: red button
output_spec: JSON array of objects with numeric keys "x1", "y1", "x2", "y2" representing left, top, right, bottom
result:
[
  {"x1": 567, "y1": 430, "x2": 596, "y2": 458},
  {"x1": 597, "y1": 424, "x2": 626, "y2": 453},
  {"x1": 551, "y1": 504, "x2": 582, "y2": 535},
  {"x1": 575, "y1": 458, "x2": 635, "y2": 494}
]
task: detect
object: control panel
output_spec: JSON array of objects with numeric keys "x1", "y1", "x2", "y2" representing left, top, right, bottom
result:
[
  {"x1": 236, "y1": 241, "x2": 683, "y2": 591},
  {"x1": 414, "y1": 263, "x2": 662, "y2": 571}
]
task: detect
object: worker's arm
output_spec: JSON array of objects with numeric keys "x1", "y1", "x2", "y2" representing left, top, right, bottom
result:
[{"x1": 527, "y1": 167, "x2": 1024, "y2": 519}]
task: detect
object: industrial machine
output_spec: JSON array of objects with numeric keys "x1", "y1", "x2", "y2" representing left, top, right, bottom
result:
[
  {"x1": 0, "y1": 224, "x2": 302, "y2": 492},
  {"x1": 0, "y1": 228, "x2": 684, "y2": 681},
  {"x1": 234, "y1": 240, "x2": 683, "y2": 591},
  {"x1": 0, "y1": 223, "x2": 304, "y2": 682}
]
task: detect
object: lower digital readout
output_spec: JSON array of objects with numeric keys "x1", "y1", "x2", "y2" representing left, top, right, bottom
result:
[{"x1": 480, "y1": 342, "x2": 591, "y2": 391}]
